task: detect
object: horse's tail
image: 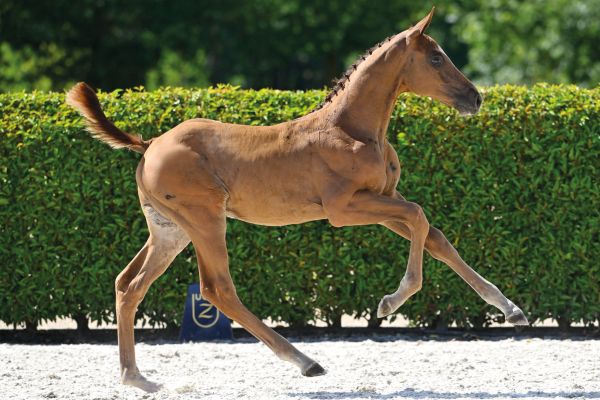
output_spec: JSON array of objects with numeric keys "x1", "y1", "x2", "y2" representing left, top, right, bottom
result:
[{"x1": 66, "y1": 82, "x2": 149, "y2": 154}]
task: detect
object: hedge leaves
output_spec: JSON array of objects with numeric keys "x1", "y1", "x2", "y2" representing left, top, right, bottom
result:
[{"x1": 0, "y1": 84, "x2": 598, "y2": 329}]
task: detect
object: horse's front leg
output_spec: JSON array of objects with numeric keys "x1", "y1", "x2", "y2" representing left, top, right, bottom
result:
[
  {"x1": 383, "y1": 220, "x2": 529, "y2": 325},
  {"x1": 379, "y1": 192, "x2": 529, "y2": 325},
  {"x1": 324, "y1": 190, "x2": 430, "y2": 318}
]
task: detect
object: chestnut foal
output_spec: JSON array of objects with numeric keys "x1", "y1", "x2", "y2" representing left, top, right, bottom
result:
[{"x1": 67, "y1": 8, "x2": 528, "y2": 392}]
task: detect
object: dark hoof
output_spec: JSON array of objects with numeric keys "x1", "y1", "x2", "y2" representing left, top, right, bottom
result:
[
  {"x1": 302, "y1": 362, "x2": 326, "y2": 377},
  {"x1": 507, "y1": 309, "x2": 529, "y2": 326}
]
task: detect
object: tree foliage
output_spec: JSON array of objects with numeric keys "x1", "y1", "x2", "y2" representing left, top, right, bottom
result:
[
  {"x1": 0, "y1": 1, "x2": 597, "y2": 92},
  {"x1": 454, "y1": 0, "x2": 600, "y2": 86}
]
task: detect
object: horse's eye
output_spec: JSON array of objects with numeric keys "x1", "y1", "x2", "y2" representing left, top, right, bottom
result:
[{"x1": 431, "y1": 54, "x2": 444, "y2": 67}]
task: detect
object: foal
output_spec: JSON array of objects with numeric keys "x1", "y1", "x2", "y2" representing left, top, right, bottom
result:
[{"x1": 67, "y1": 8, "x2": 528, "y2": 392}]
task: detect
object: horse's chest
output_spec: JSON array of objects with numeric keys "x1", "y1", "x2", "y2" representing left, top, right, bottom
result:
[{"x1": 351, "y1": 153, "x2": 388, "y2": 190}]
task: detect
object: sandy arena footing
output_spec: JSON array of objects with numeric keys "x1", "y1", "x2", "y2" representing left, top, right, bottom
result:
[{"x1": 1, "y1": 337, "x2": 599, "y2": 399}]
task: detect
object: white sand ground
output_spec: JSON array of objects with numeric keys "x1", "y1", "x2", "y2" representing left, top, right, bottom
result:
[{"x1": 1, "y1": 338, "x2": 599, "y2": 400}]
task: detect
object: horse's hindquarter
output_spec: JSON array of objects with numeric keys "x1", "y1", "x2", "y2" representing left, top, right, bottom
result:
[{"x1": 141, "y1": 118, "x2": 327, "y2": 226}]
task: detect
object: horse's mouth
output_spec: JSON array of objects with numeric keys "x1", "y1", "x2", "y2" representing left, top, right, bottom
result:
[{"x1": 455, "y1": 104, "x2": 480, "y2": 116}]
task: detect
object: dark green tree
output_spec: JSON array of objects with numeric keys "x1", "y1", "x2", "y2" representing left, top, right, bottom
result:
[{"x1": 0, "y1": 0, "x2": 597, "y2": 91}]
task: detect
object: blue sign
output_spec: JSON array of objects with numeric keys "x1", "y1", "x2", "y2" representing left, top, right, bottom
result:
[{"x1": 180, "y1": 283, "x2": 233, "y2": 341}]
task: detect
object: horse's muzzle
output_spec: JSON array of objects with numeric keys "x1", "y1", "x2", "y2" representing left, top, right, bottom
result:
[{"x1": 454, "y1": 88, "x2": 483, "y2": 116}]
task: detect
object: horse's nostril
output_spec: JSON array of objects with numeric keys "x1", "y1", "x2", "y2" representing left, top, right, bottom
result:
[{"x1": 475, "y1": 93, "x2": 482, "y2": 109}]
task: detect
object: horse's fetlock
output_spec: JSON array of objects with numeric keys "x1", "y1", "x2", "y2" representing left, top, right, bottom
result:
[{"x1": 403, "y1": 273, "x2": 422, "y2": 292}]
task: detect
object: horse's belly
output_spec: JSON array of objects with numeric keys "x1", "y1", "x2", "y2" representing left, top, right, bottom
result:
[{"x1": 226, "y1": 198, "x2": 326, "y2": 226}]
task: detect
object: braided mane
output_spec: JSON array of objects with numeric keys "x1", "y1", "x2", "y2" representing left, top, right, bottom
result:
[{"x1": 312, "y1": 35, "x2": 395, "y2": 111}]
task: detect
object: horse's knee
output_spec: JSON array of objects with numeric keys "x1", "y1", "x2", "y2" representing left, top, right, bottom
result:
[{"x1": 407, "y1": 202, "x2": 429, "y2": 232}]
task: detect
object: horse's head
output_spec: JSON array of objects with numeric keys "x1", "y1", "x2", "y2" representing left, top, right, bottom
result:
[{"x1": 401, "y1": 8, "x2": 482, "y2": 115}]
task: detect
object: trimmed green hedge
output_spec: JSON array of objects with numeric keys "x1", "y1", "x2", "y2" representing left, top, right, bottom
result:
[{"x1": 1, "y1": 84, "x2": 598, "y2": 329}]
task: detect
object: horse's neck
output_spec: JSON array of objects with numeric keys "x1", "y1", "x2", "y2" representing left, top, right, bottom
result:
[{"x1": 322, "y1": 34, "x2": 409, "y2": 144}]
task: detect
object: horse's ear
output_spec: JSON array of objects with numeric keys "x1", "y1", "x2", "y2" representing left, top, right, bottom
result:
[{"x1": 407, "y1": 7, "x2": 435, "y2": 44}]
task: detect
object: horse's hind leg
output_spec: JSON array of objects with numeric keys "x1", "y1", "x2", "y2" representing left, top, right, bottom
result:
[
  {"x1": 115, "y1": 202, "x2": 190, "y2": 392},
  {"x1": 171, "y1": 205, "x2": 326, "y2": 377}
]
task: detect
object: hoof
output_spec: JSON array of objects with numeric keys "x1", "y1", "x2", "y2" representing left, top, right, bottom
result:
[
  {"x1": 122, "y1": 369, "x2": 162, "y2": 393},
  {"x1": 377, "y1": 295, "x2": 394, "y2": 318},
  {"x1": 506, "y1": 309, "x2": 529, "y2": 326},
  {"x1": 302, "y1": 362, "x2": 326, "y2": 377}
]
